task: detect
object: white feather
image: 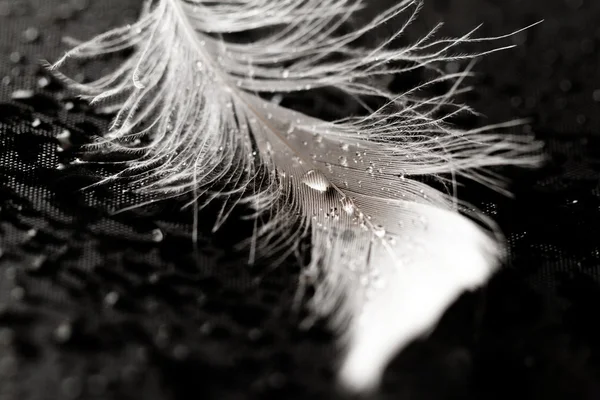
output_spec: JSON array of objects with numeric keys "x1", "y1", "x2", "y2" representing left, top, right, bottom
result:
[{"x1": 50, "y1": 0, "x2": 542, "y2": 393}]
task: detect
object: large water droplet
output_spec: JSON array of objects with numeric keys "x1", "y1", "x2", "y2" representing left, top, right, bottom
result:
[{"x1": 301, "y1": 170, "x2": 330, "y2": 192}]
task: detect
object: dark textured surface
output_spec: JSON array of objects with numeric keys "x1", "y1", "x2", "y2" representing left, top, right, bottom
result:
[{"x1": 0, "y1": 0, "x2": 599, "y2": 399}]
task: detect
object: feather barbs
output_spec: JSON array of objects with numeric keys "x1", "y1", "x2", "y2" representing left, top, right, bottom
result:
[{"x1": 49, "y1": 0, "x2": 543, "y2": 393}]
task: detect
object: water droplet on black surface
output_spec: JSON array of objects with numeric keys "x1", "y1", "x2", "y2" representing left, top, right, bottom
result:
[
  {"x1": 56, "y1": 129, "x2": 72, "y2": 151},
  {"x1": 9, "y1": 52, "x2": 22, "y2": 64},
  {"x1": 151, "y1": 228, "x2": 164, "y2": 242},
  {"x1": 104, "y1": 291, "x2": 119, "y2": 307},
  {"x1": 11, "y1": 90, "x2": 34, "y2": 100},
  {"x1": 54, "y1": 322, "x2": 73, "y2": 343},
  {"x1": 22, "y1": 27, "x2": 40, "y2": 43},
  {"x1": 55, "y1": 3, "x2": 75, "y2": 20}
]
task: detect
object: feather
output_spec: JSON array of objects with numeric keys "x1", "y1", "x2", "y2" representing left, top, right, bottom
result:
[{"x1": 50, "y1": 0, "x2": 542, "y2": 393}]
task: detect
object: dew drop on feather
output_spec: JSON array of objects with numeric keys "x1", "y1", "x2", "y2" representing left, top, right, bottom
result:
[
  {"x1": 373, "y1": 225, "x2": 386, "y2": 238},
  {"x1": 340, "y1": 197, "x2": 355, "y2": 215},
  {"x1": 301, "y1": 170, "x2": 330, "y2": 192}
]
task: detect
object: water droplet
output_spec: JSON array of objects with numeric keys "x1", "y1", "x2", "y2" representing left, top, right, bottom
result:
[
  {"x1": 22, "y1": 27, "x2": 40, "y2": 43},
  {"x1": 25, "y1": 254, "x2": 47, "y2": 271},
  {"x1": 36, "y1": 77, "x2": 51, "y2": 90},
  {"x1": 9, "y1": 52, "x2": 22, "y2": 64},
  {"x1": 340, "y1": 143, "x2": 349, "y2": 151},
  {"x1": 104, "y1": 291, "x2": 119, "y2": 307},
  {"x1": 31, "y1": 118, "x2": 41, "y2": 128},
  {"x1": 54, "y1": 322, "x2": 73, "y2": 343},
  {"x1": 373, "y1": 225, "x2": 386, "y2": 238},
  {"x1": 282, "y1": 69, "x2": 290, "y2": 78},
  {"x1": 56, "y1": 129, "x2": 72, "y2": 150},
  {"x1": 301, "y1": 170, "x2": 330, "y2": 192},
  {"x1": 340, "y1": 197, "x2": 355, "y2": 215},
  {"x1": 366, "y1": 166, "x2": 374, "y2": 175},
  {"x1": 151, "y1": 228, "x2": 163, "y2": 242},
  {"x1": 338, "y1": 156, "x2": 348, "y2": 166},
  {"x1": 10, "y1": 89, "x2": 33, "y2": 100}
]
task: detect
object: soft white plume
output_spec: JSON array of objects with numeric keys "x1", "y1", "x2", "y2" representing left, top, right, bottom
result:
[{"x1": 50, "y1": 0, "x2": 541, "y2": 393}]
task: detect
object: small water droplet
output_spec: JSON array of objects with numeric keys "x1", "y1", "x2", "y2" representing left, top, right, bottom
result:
[
  {"x1": 373, "y1": 225, "x2": 386, "y2": 238},
  {"x1": 54, "y1": 322, "x2": 73, "y2": 343},
  {"x1": 22, "y1": 27, "x2": 40, "y2": 43},
  {"x1": 301, "y1": 170, "x2": 330, "y2": 192},
  {"x1": 9, "y1": 52, "x2": 22, "y2": 64},
  {"x1": 151, "y1": 228, "x2": 164, "y2": 242},
  {"x1": 56, "y1": 129, "x2": 72, "y2": 150},
  {"x1": 31, "y1": 118, "x2": 41, "y2": 128},
  {"x1": 338, "y1": 156, "x2": 348, "y2": 167},
  {"x1": 340, "y1": 197, "x2": 355, "y2": 215},
  {"x1": 366, "y1": 166, "x2": 373, "y2": 175},
  {"x1": 104, "y1": 291, "x2": 119, "y2": 307},
  {"x1": 340, "y1": 143, "x2": 350, "y2": 151},
  {"x1": 282, "y1": 69, "x2": 290, "y2": 78}
]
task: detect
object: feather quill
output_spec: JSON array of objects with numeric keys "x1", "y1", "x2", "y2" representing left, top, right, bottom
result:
[{"x1": 50, "y1": 0, "x2": 541, "y2": 393}]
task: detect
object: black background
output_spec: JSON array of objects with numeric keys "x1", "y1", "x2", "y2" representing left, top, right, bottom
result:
[{"x1": 0, "y1": 0, "x2": 599, "y2": 399}]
